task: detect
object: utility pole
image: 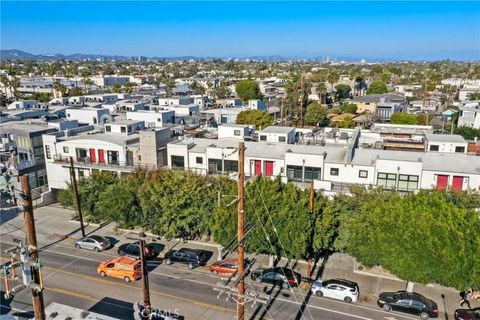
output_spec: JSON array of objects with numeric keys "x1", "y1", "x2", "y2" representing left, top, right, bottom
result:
[
  {"x1": 20, "y1": 175, "x2": 45, "y2": 320},
  {"x1": 127, "y1": 232, "x2": 151, "y2": 318},
  {"x1": 69, "y1": 157, "x2": 85, "y2": 237},
  {"x1": 307, "y1": 180, "x2": 314, "y2": 279},
  {"x1": 237, "y1": 142, "x2": 245, "y2": 320},
  {"x1": 280, "y1": 97, "x2": 284, "y2": 127},
  {"x1": 300, "y1": 74, "x2": 304, "y2": 127}
]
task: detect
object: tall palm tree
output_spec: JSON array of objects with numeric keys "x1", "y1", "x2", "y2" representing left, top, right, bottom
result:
[
  {"x1": 0, "y1": 75, "x2": 9, "y2": 97},
  {"x1": 327, "y1": 70, "x2": 340, "y2": 102},
  {"x1": 317, "y1": 82, "x2": 327, "y2": 105},
  {"x1": 83, "y1": 78, "x2": 94, "y2": 95}
]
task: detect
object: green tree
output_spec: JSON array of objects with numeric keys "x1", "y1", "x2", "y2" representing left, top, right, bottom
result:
[
  {"x1": 235, "y1": 80, "x2": 261, "y2": 103},
  {"x1": 342, "y1": 190, "x2": 480, "y2": 289},
  {"x1": 340, "y1": 103, "x2": 358, "y2": 114},
  {"x1": 236, "y1": 109, "x2": 272, "y2": 129},
  {"x1": 390, "y1": 113, "x2": 419, "y2": 125},
  {"x1": 304, "y1": 102, "x2": 328, "y2": 126},
  {"x1": 367, "y1": 80, "x2": 388, "y2": 94},
  {"x1": 454, "y1": 126, "x2": 480, "y2": 140},
  {"x1": 212, "y1": 82, "x2": 231, "y2": 99},
  {"x1": 467, "y1": 92, "x2": 480, "y2": 101},
  {"x1": 112, "y1": 83, "x2": 122, "y2": 93},
  {"x1": 335, "y1": 84, "x2": 352, "y2": 100},
  {"x1": 327, "y1": 70, "x2": 340, "y2": 100}
]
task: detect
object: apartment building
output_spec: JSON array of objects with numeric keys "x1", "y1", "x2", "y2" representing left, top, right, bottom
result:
[
  {"x1": 43, "y1": 125, "x2": 173, "y2": 190},
  {"x1": 458, "y1": 101, "x2": 480, "y2": 129},
  {"x1": 167, "y1": 128, "x2": 480, "y2": 194}
]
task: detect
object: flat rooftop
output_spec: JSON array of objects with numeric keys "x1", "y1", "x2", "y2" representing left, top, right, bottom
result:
[
  {"x1": 260, "y1": 126, "x2": 296, "y2": 134},
  {"x1": 424, "y1": 133, "x2": 466, "y2": 143}
]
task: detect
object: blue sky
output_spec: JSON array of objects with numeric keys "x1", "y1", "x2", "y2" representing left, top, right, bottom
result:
[{"x1": 1, "y1": 1, "x2": 479, "y2": 60}]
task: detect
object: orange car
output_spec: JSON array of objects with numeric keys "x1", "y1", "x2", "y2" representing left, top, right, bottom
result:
[
  {"x1": 210, "y1": 258, "x2": 238, "y2": 275},
  {"x1": 97, "y1": 256, "x2": 142, "y2": 282}
]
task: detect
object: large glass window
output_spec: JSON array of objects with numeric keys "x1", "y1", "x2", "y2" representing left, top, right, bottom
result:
[
  {"x1": 224, "y1": 160, "x2": 238, "y2": 173},
  {"x1": 171, "y1": 155, "x2": 184, "y2": 168},
  {"x1": 429, "y1": 144, "x2": 439, "y2": 151},
  {"x1": 76, "y1": 148, "x2": 88, "y2": 161},
  {"x1": 287, "y1": 165, "x2": 303, "y2": 182},
  {"x1": 304, "y1": 167, "x2": 321, "y2": 182},
  {"x1": 107, "y1": 150, "x2": 119, "y2": 165},
  {"x1": 33, "y1": 146, "x2": 44, "y2": 163},
  {"x1": 208, "y1": 159, "x2": 222, "y2": 173},
  {"x1": 45, "y1": 145, "x2": 51, "y2": 159},
  {"x1": 279, "y1": 136, "x2": 286, "y2": 142},
  {"x1": 455, "y1": 146, "x2": 465, "y2": 153},
  {"x1": 398, "y1": 174, "x2": 419, "y2": 192},
  {"x1": 260, "y1": 135, "x2": 267, "y2": 141},
  {"x1": 377, "y1": 172, "x2": 397, "y2": 189}
]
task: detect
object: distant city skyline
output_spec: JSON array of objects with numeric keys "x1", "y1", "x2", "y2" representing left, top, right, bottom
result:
[{"x1": 1, "y1": 1, "x2": 479, "y2": 61}]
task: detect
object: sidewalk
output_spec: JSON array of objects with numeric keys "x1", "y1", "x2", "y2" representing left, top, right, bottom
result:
[{"x1": 2, "y1": 203, "x2": 477, "y2": 318}]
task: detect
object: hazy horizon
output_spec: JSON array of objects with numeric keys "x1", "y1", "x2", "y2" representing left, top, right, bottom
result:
[{"x1": 1, "y1": 1, "x2": 479, "y2": 61}]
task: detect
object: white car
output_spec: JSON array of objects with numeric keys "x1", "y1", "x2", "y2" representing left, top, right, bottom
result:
[{"x1": 311, "y1": 278, "x2": 359, "y2": 303}]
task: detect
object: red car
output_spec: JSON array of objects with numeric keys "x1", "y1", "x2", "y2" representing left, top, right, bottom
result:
[{"x1": 209, "y1": 258, "x2": 238, "y2": 275}]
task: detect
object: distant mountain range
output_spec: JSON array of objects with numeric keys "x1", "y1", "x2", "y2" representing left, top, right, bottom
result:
[{"x1": 0, "y1": 49, "x2": 367, "y2": 62}]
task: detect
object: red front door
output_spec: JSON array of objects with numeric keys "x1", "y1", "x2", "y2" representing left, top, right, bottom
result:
[
  {"x1": 89, "y1": 148, "x2": 96, "y2": 163},
  {"x1": 452, "y1": 176, "x2": 464, "y2": 192},
  {"x1": 98, "y1": 149, "x2": 105, "y2": 164},
  {"x1": 436, "y1": 175, "x2": 448, "y2": 190},
  {"x1": 254, "y1": 160, "x2": 262, "y2": 176},
  {"x1": 265, "y1": 161, "x2": 274, "y2": 177}
]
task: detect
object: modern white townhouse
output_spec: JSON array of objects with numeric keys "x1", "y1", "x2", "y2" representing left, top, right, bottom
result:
[
  {"x1": 42, "y1": 125, "x2": 174, "y2": 190},
  {"x1": 167, "y1": 128, "x2": 480, "y2": 195},
  {"x1": 65, "y1": 108, "x2": 112, "y2": 125},
  {"x1": 457, "y1": 101, "x2": 480, "y2": 129},
  {"x1": 126, "y1": 110, "x2": 176, "y2": 128}
]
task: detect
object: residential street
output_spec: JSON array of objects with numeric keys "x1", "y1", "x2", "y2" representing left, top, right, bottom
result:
[{"x1": 0, "y1": 205, "x2": 474, "y2": 319}]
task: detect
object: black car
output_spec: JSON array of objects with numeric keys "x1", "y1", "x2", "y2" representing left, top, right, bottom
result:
[
  {"x1": 250, "y1": 267, "x2": 301, "y2": 289},
  {"x1": 455, "y1": 307, "x2": 480, "y2": 320},
  {"x1": 377, "y1": 291, "x2": 439, "y2": 319},
  {"x1": 164, "y1": 248, "x2": 207, "y2": 269},
  {"x1": 117, "y1": 243, "x2": 157, "y2": 260}
]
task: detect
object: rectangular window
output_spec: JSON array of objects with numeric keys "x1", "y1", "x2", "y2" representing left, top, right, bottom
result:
[
  {"x1": 45, "y1": 145, "x2": 51, "y2": 159},
  {"x1": 455, "y1": 146, "x2": 465, "y2": 153},
  {"x1": 429, "y1": 144, "x2": 439, "y2": 151},
  {"x1": 279, "y1": 136, "x2": 286, "y2": 142},
  {"x1": 107, "y1": 150, "x2": 119, "y2": 165},
  {"x1": 260, "y1": 135, "x2": 267, "y2": 141},
  {"x1": 398, "y1": 174, "x2": 419, "y2": 192},
  {"x1": 76, "y1": 148, "x2": 88, "y2": 161},
  {"x1": 93, "y1": 117, "x2": 98, "y2": 124},
  {"x1": 234, "y1": 130, "x2": 241, "y2": 136},
  {"x1": 171, "y1": 155, "x2": 184, "y2": 168},
  {"x1": 78, "y1": 168, "x2": 85, "y2": 178},
  {"x1": 287, "y1": 165, "x2": 303, "y2": 182},
  {"x1": 33, "y1": 146, "x2": 45, "y2": 163},
  {"x1": 63, "y1": 146, "x2": 69, "y2": 153},
  {"x1": 105, "y1": 125, "x2": 111, "y2": 132},
  {"x1": 359, "y1": 170, "x2": 368, "y2": 178},
  {"x1": 196, "y1": 157, "x2": 203, "y2": 164},
  {"x1": 224, "y1": 160, "x2": 238, "y2": 173},
  {"x1": 208, "y1": 158, "x2": 222, "y2": 173},
  {"x1": 377, "y1": 172, "x2": 397, "y2": 189},
  {"x1": 304, "y1": 167, "x2": 321, "y2": 182},
  {"x1": 121, "y1": 126, "x2": 126, "y2": 133},
  {"x1": 330, "y1": 168, "x2": 339, "y2": 176}
]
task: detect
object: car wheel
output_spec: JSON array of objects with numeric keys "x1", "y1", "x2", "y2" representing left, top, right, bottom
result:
[
  {"x1": 100, "y1": 271, "x2": 106, "y2": 277},
  {"x1": 75, "y1": 244, "x2": 81, "y2": 249},
  {"x1": 344, "y1": 296, "x2": 353, "y2": 303},
  {"x1": 315, "y1": 290, "x2": 323, "y2": 297},
  {"x1": 187, "y1": 262, "x2": 194, "y2": 269},
  {"x1": 254, "y1": 277, "x2": 262, "y2": 283},
  {"x1": 124, "y1": 276, "x2": 131, "y2": 283},
  {"x1": 420, "y1": 312, "x2": 429, "y2": 320},
  {"x1": 282, "y1": 282, "x2": 289, "y2": 290},
  {"x1": 382, "y1": 304, "x2": 392, "y2": 312},
  {"x1": 94, "y1": 247, "x2": 99, "y2": 252},
  {"x1": 165, "y1": 258, "x2": 172, "y2": 265}
]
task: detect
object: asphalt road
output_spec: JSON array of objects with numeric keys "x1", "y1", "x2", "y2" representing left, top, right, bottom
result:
[{"x1": 0, "y1": 235, "x2": 423, "y2": 320}]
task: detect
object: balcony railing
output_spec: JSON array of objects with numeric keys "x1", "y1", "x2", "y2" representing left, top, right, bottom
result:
[{"x1": 53, "y1": 155, "x2": 160, "y2": 171}]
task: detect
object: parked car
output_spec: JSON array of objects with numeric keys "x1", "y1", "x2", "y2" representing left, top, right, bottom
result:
[
  {"x1": 311, "y1": 278, "x2": 359, "y2": 303},
  {"x1": 117, "y1": 243, "x2": 157, "y2": 260},
  {"x1": 97, "y1": 257, "x2": 141, "y2": 282},
  {"x1": 377, "y1": 291, "x2": 439, "y2": 319},
  {"x1": 210, "y1": 258, "x2": 238, "y2": 275},
  {"x1": 164, "y1": 248, "x2": 207, "y2": 269},
  {"x1": 250, "y1": 267, "x2": 301, "y2": 289},
  {"x1": 455, "y1": 307, "x2": 480, "y2": 320},
  {"x1": 75, "y1": 235, "x2": 110, "y2": 252}
]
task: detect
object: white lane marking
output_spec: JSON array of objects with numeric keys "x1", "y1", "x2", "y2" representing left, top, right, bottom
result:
[{"x1": 0, "y1": 240, "x2": 419, "y2": 320}]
